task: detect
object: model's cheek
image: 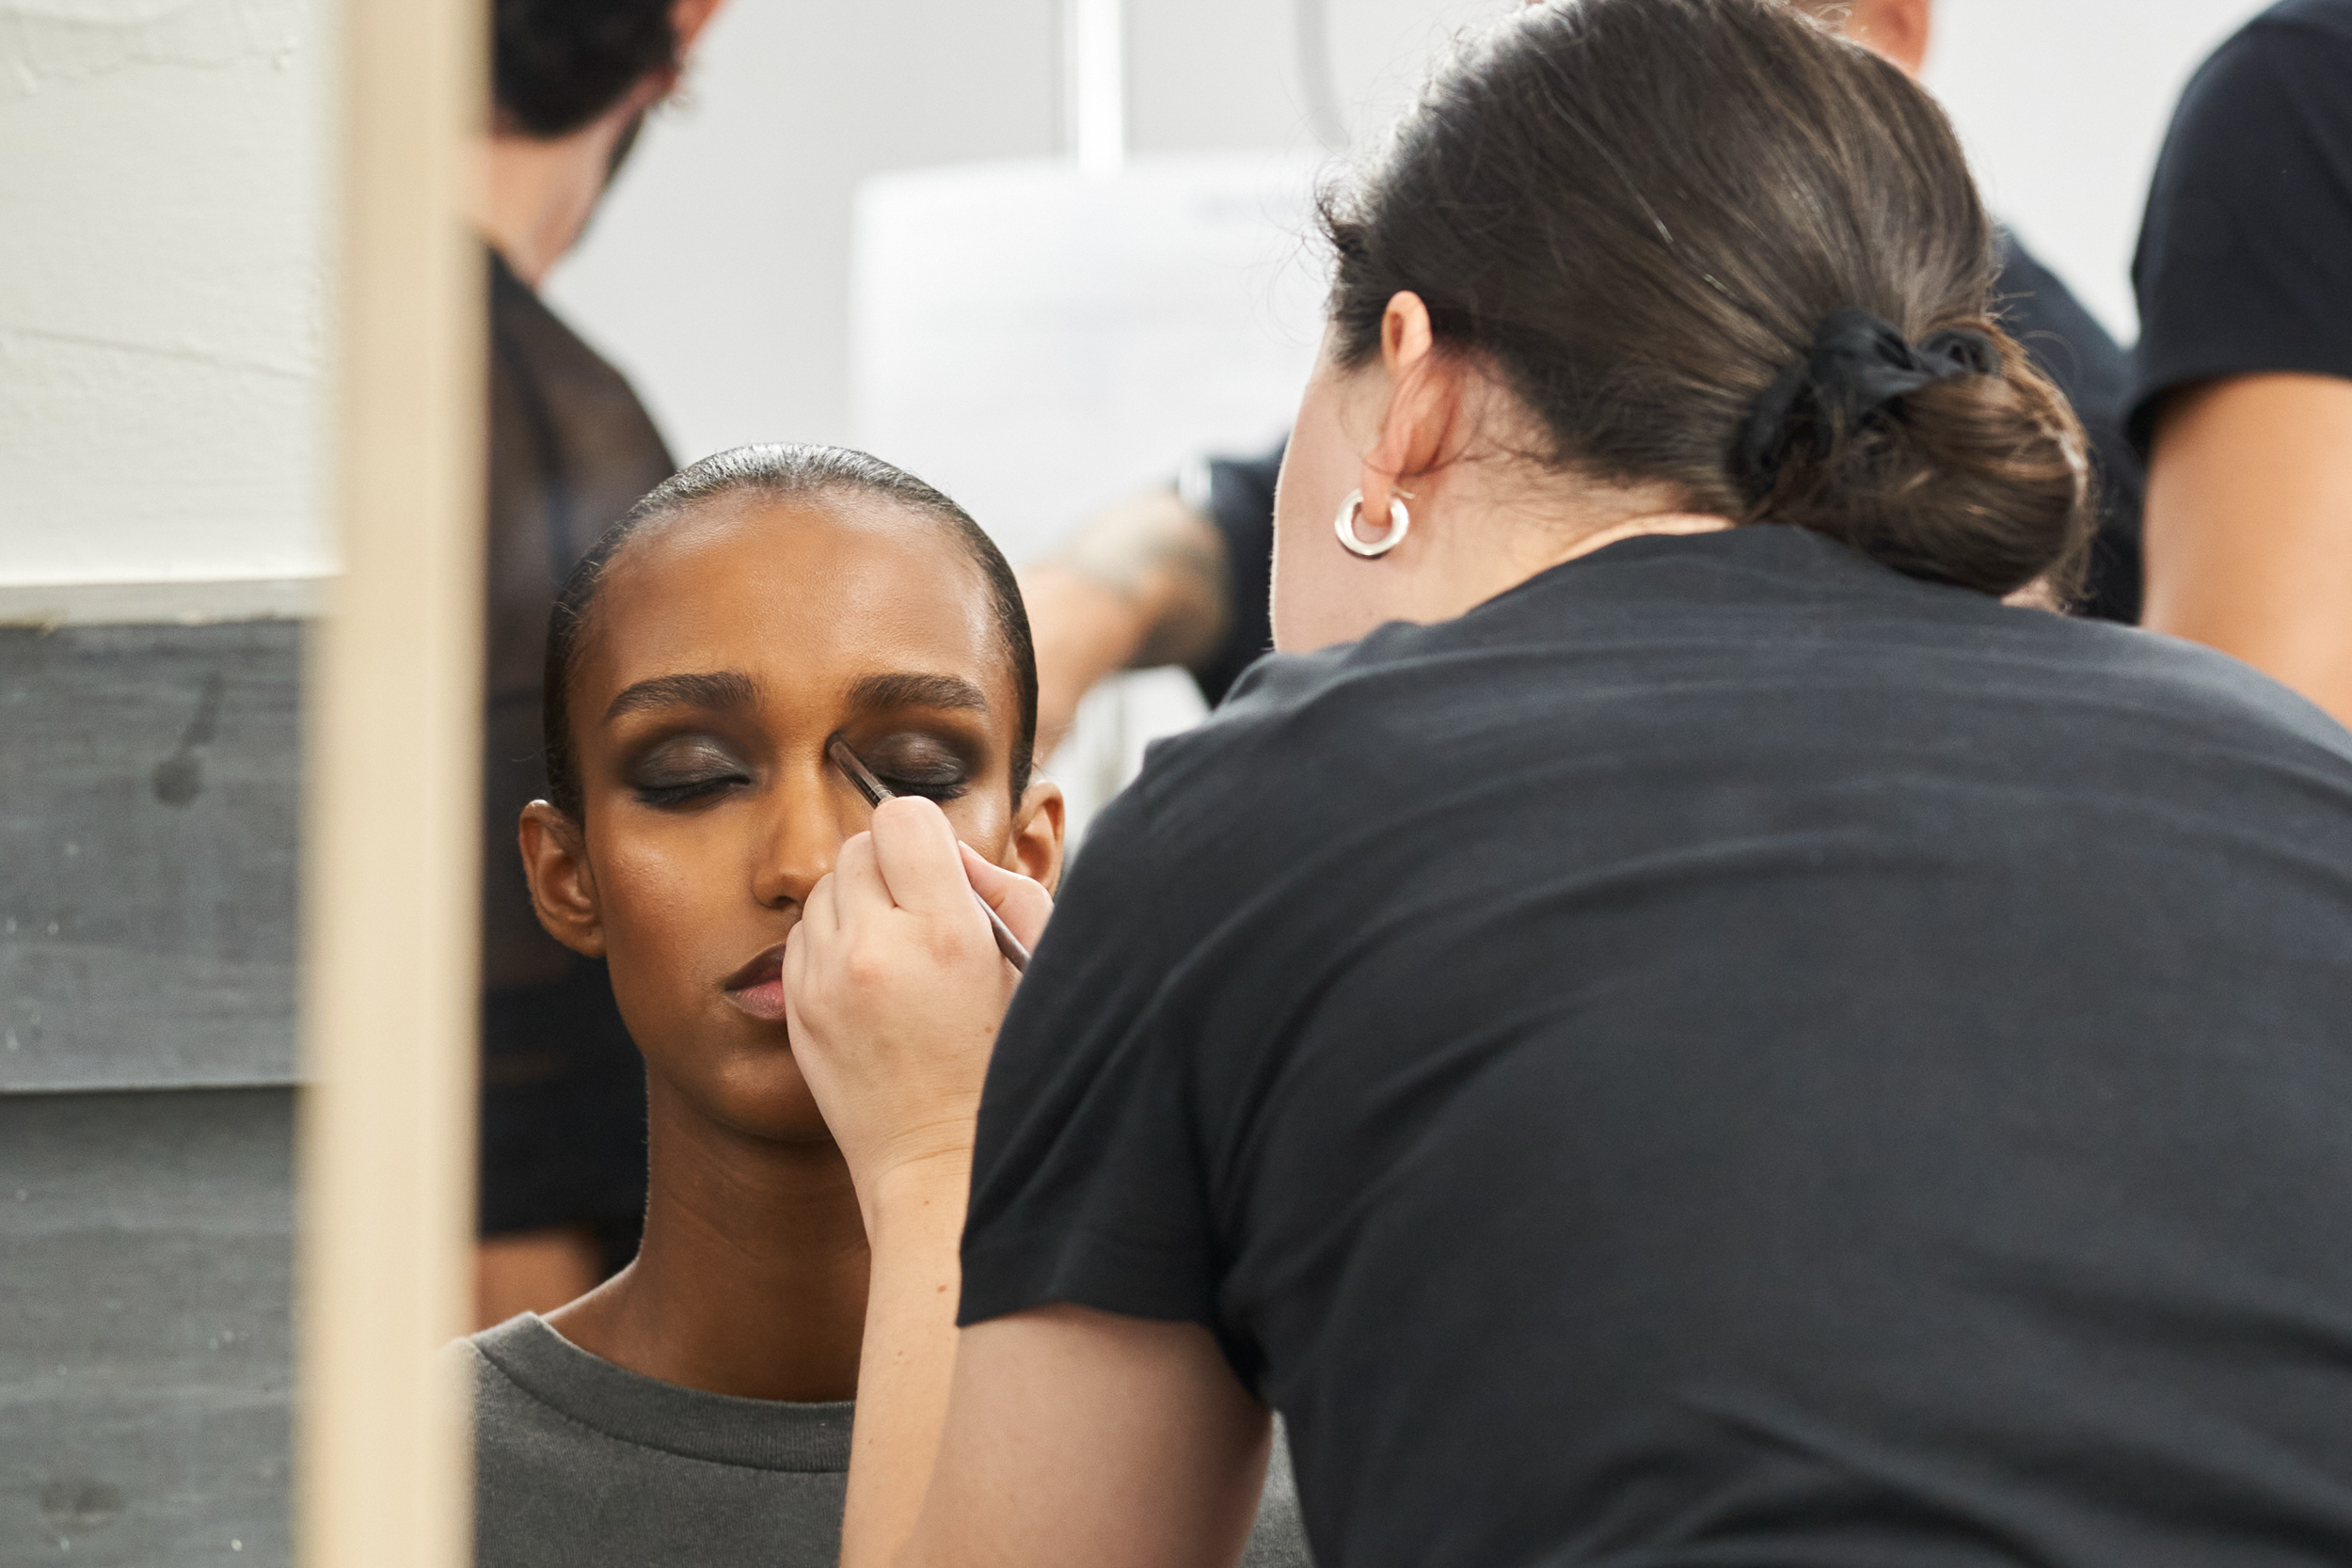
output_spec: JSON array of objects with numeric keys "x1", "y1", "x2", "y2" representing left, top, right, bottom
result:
[
  {"x1": 590, "y1": 818, "x2": 745, "y2": 1008},
  {"x1": 944, "y1": 796, "x2": 1020, "y2": 864}
]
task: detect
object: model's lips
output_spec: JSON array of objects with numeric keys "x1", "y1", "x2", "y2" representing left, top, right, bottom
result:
[{"x1": 722, "y1": 943, "x2": 788, "y2": 1023}]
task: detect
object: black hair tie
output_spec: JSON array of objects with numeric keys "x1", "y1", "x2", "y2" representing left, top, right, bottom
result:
[{"x1": 1730, "y1": 308, "x2": 2000, "y2": 504}]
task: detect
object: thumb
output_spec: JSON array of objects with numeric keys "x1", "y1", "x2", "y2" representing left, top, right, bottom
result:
[{"x1": 961, "y1": 843, "x2": 1053, "y2": 950}]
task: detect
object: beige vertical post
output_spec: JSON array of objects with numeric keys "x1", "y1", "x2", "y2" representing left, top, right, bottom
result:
[{"x1": 295, "y1": 0, "x2": 485, "y2": 1559}]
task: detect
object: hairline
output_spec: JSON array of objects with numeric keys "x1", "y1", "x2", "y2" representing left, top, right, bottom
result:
[{"x1": 547, "y1": 459, "x2": 1038, "y2": 822}]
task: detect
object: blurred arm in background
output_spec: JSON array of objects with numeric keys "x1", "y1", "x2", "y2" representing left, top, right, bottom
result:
[
  {"x1": 2128, "y1": 3, "x2": 2352, "y2": 724},
  {"x1": 2142, "y1": 377, "x2": 2352, "y2": 722},
  {"x1": 1020, "y1": 485, "x2": 1231, "y2": 758},
  {"x1": 1023, "y1": 447, "x2": 1287, "y2": 755}
]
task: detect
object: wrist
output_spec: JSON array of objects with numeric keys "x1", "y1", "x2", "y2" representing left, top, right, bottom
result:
[{"x1": 857, "y1": 1143, "x2": 973, "y2": 1243}]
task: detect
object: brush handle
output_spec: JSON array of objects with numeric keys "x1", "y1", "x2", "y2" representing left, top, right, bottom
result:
[
  {"x1": 974, "y1": 892, "x2": 1031, "y2": 973},
  {"x1": 834, "y1": 737, "x2": 1028, "y2": 972}
]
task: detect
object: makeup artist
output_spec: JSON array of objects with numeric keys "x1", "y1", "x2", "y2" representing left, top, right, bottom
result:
[{"x1": 787, "y1": 1, "x2": 2352, "y2": 1564}]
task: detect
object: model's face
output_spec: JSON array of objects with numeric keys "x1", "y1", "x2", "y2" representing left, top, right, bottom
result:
[{"x1": 528, "y1": 494, "x2": 1061, "y2": 1144}]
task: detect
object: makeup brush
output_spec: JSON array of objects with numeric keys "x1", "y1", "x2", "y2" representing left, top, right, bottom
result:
[{"x1": 827, "y1": 736, "x2": 1031, "y2": 973}]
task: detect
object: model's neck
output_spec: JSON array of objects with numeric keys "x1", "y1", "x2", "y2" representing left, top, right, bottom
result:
[
  {"x1": 469, "y1": 108, "x2": 639, "y2": 290},
  {"x1": 549, "y1": 1085, "x2": 871, "y2": 1402}
]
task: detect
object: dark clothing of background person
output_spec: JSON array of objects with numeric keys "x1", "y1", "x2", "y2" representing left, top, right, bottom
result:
[
  {"x1": 963, "y1": 524, "x2": 2352, "y2": 1568},
  {"x1": 2126, "y1": 0, "x2": 2352, "y2": 451},
  {"x1": 480, "y1": 247, "x2": 674, "y2": 1262},
  {"x1": 1184, "y1": 236, "x2": 2143, "y2": 699},
  {"x1": 1996, "y1": 237, "x2": 2144, "y2": 623}
]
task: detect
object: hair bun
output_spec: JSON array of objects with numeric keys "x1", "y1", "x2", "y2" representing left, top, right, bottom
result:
[
  {"x1": 1740, "y1": 316, "x2": 2093, "y2": 598},
  {"x1": 1731, "y1": 309, "x2": 2002, "y2": 506}
]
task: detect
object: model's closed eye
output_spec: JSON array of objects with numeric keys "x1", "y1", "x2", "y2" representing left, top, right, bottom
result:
[
  {"x1": 629, "y1": 736, "x2": 754, "y2": 809},
  {"x1": 859, "y1": 732, "x2": 975, "y2": 803}
]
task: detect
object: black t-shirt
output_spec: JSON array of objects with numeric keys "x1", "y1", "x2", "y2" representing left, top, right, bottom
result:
[
  {"x1": 479, "y1": 248, "x2": 675, "y2": 1243},
  {"x1": 1184, "y1": 446, "x2": 1285, "y2": 709},
  {"x1": 965, "y1": 525, "x2": 2352, "y2": 1567},
  {"x1": 2129, "y1": 0, "x2": 2352, "y2": 452}
]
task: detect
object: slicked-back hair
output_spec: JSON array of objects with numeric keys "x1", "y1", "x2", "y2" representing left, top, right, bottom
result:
[{"x1": 541, "y1": 445, "x2": 1040, "y2": 820}]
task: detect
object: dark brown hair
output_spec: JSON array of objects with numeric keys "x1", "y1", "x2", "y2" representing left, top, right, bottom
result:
[
  {"x1": 541, "y1": 445, "x2": 1039, "y2": 820},
  {"x1": 1320, "y1": 0, "x2": 2091, "y2": 597},
  {"x1": 495, "y1": 0, "x2": 677, "y2": 138}
]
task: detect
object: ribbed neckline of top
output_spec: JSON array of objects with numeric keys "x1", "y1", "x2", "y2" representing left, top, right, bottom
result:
[{"x1": 471, "y1": 1313, "x2": 854, "y2": 1473}]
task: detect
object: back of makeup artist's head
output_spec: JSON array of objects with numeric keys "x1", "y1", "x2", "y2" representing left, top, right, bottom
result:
[{"x1": 1275, "y1": 0, "x2": 2090, "y2": 650}]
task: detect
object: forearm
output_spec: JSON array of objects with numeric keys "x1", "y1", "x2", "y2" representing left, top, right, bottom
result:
[
  {"x1": 1023, "y1": 490, "x2": 1232, "y2": 754},
  {"x1": 841, "y1": 1152, "x2": 975, "y2": 1568},
  {"x1": 1020, "y1": 566, "x2": 1154, "y2": 757},
  {"x1": 2142, "y1": 373, "x2": 2352, "y2": 724},
  {"x1": 896, "y1": 1309, "x2": 1275, "y2": 1568}
]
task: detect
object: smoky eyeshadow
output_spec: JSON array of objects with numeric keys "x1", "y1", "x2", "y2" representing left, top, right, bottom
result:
[
  {"x1": 627, "y1": 734, "x2": 752, "y2": 799},
  {"x1": 857, "y1": 731, "x2": 978, "y2": 797}
]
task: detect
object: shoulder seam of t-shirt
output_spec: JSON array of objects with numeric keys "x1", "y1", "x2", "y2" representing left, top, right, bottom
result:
[{"x1": 468, "y1": 1315, "x2": 853, "y2": 1474}]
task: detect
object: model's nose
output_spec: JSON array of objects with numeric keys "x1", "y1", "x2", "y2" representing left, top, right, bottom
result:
[{"x1": 749, "y1": 762, "x2": 843, "y2": 911}]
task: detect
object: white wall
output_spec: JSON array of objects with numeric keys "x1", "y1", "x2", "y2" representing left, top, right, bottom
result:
[
  {"x1": 0, "y1": 0, "x2": 334, "y2": 591},
  {"x1": 0, "y1": 0, "x2": 2276, "y2": 591},
  {"x1": 548, "y1": 0, "x2": 1498, "y2": 468},
  {"x1": 1925, "y1": 0, "x2": 2269, "y2": 341},
  {"x1": 545, "y1": 0, "x2": 1062, "y2": 465},
  {"x1": 553, "y1": 0, "x2": 2274, "y2": 478}
]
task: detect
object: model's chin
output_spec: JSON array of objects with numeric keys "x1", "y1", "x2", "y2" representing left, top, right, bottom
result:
[{"x1": 688, "y1": 1050, "x2": 835, "y2": 1147}]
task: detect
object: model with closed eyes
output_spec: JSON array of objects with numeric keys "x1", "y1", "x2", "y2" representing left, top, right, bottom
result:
[{"x1": 458, "y1": 443, "x2": 1312, "y2": 1568}]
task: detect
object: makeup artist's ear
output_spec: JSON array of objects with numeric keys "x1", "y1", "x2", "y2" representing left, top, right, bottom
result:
[
  {"x1": 1006, "y1": 778, "x2": 1066, "y2": 895},
  {"x1": 1359, "y1": 290, "x2": 1467, "y2": 530},
  {"x1": 518, "y1": 801, "x2": 607, "y2": 958}
]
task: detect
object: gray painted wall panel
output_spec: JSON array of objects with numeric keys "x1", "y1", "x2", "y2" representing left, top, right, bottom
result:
[
  {"x1": 1, "y1": 624, "x2": 303, "y2": 1092},
  {"x1": 0, "y1": 1086, "x2": 294, "y2": 1566}
]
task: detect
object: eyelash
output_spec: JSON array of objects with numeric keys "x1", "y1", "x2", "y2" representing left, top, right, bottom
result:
[
  {"x1": 633, "y1": 774, "x2": 748, "y2": 810},
  {"x1": 876, "y1": 773, "x2": 969, "y2": 805}
]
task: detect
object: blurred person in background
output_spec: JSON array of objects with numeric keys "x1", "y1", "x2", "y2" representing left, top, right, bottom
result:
[
  {"x1": 2130, "y1": 0, "x2": 2352, "y2": 726},
  {"x1": 1021, "y1": 0, "x2": 2146, "y2": 754},
  {"x1": 472, "y1": 0, "x2": 726, "y2": 1326}
]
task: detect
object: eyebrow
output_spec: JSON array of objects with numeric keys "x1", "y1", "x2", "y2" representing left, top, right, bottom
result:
[
  {"x1": 847, "y1": 672, "x2": 990, "y2": 715},
  {"x1": 603, "y1": 670, "x2": 758, "y2": 723}
]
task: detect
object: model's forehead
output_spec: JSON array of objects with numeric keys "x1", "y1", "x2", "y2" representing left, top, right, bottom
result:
[{"x1": 585, "y1": 492, "x2": 1004, "y2": 698}]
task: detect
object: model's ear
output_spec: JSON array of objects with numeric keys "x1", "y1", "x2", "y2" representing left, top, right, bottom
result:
[
  {"x1": 519, "y1": 801, "x2": 607, "y2": 958},
  {"x1": 1006, "y1": 778, "x2": 1067, "y2": 895}
]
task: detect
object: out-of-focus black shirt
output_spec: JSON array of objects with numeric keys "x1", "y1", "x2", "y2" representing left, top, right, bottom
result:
[
  {"x1": 2129, "y1": 0, "x2": 2352, "y2": 452},
  {"x1": 479, "y1": 247, "x2": 674, "y2": 1243},
  {"x1": 1185, "y1": 242, "x2": 2144, "y2": 692}
]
